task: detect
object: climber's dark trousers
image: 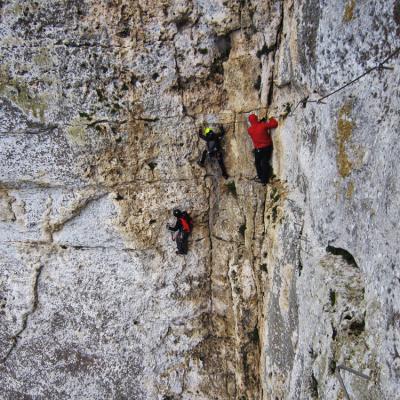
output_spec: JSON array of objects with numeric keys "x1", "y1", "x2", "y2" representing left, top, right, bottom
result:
[
  {"x1": 199, "y1": 149, "x2": 208, "y2": 165},
  {"x1": 176, "y1": 231, "x2": 189, "y2": 254},
  {"x1": 254, "y1": 146, "x2": 273, "y2": 184},
  {"x1": 199, "y1": 150, "x2": 228, "y2": 177}
]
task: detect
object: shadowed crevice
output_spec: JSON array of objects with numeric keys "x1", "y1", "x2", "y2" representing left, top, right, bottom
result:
[{"x1": 326, "y1": 245, "x2": 358, "y2": 268}]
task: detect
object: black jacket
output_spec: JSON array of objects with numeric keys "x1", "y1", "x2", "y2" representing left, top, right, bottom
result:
[{"x1": 199, "y1": 129, "x2": 225, "y2": 154}]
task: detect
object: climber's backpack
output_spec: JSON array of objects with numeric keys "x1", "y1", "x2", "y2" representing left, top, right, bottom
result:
[{"x1": 179, "y1": 213, "x2": 193, "y2": 233}]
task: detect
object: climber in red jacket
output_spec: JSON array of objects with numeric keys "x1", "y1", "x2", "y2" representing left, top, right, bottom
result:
[
  {"x1": 167, "y1": 209, "x2": 193, "y2": 255},
  {"x1": 247, "y1": 114, "x2": 278, "y2": 185}
]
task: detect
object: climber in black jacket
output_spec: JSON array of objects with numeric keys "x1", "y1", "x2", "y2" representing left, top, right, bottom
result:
[
  {"x1": 198, "y1": 126, "x2": 229, "y2": 179},
  {"x1": 167, "y1": 209, "x2": 193, "y2": 255}
]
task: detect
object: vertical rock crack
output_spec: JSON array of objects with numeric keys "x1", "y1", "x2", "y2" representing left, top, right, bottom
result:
[
  {"x1": 1, "y1": 264, "x2": 44, "y2": 364},
  {"x1": 267, "y1": 0, "x2": 285, "y2": 107}
]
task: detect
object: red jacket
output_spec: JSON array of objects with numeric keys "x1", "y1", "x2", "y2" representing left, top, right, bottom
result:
[{"x1": 247, "y1": 114, "x2": 278, "y2": 149}]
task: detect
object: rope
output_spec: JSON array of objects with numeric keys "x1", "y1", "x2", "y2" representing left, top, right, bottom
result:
[
  {"x1": 84, "y1": 47, "x2": 399, "y2": 129},
  {"x1": 288, "y1": 46, "x2": 400, "y2": 115},
  {"x1": 128, "y1": 104, "x2": 268, "y2": 127}
]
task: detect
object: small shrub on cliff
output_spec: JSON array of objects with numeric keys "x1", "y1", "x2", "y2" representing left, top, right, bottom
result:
[{"x1": 226, "y1": 181, "x2": 237, "y2": 197}]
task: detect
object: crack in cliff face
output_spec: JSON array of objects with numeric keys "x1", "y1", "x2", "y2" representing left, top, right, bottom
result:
[
  {"x1": 267, "y1": 0, "x2": 285, "y2": 107},
  {"x1": 3, "y1": 241, "x2": 150, "y2": 253},
  {"x1": 46, "y1": 192, "x2": 108, "y2": 237},
  {"x1": 172, "y1": 41, "x2": 186, "y2": 113},
  {"x1": 207, "y1": 192, "x2": 214, "y2": 323},
  {"x1": 1, "y1": 263, "x2": 44, "y2": 364},
  {"x1": 0, "y1": 177, "x2": 197, "y2": 193},
  {"x1": 252, "y1": 186, "x2": 267, "y2": 349},
  {"x1": 0, "y1": 188, "x2": 16, "y2": 222}
]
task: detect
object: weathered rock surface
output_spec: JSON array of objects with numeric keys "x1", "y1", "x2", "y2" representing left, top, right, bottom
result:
[{"x1": 1, "y1": 0, "x2": 399, "y2": 399}]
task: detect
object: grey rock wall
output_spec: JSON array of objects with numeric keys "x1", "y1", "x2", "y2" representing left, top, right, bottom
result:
[
  {"x1": 0, "y1": 0, "x2": 399, "y2": 399},
  {"x1": 266, "y1": 1, "x2": 400, "y2": 399}
]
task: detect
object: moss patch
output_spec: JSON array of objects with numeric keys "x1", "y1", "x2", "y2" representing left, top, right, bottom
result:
[
  {"x1": 225, "y1": 181, "x2": 237, "y2": 197},
  {"x1": 336, "y1": 101, "x2": 354, "y2": 178},
  {"x1": 345, "y1": 181, "x2": 355, "y2": 199},
  {"x1": 265, "y1": 180, "x2": 287, "y2": 226},
  {"x1": 0, "y1": 67, "x2": 47, "y2": 122},
  {"x1": 343, "y1": 0, "x2": 356, "y2": 23},
  {"x1": 33, "y1": 47, "x2": 52, "y2": 67},
  {"x1": 67, "y1": 116, "x2": 91, "y2": 145}
]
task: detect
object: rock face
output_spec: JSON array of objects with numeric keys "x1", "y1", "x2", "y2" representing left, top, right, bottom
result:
[{"x1": 1, "y1": 0, "x2": 399, "y2": 399}]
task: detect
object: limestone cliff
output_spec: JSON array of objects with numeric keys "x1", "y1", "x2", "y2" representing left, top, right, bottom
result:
[{"x1": 1, "y1": 0, "x2": 399, "y2": 399}]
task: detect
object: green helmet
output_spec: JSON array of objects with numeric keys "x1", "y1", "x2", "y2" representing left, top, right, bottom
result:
[{"x1": 204, "y1": 127, "x2": 213, "y2": 135}]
